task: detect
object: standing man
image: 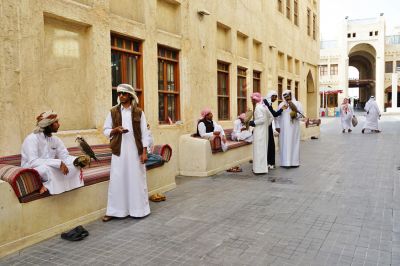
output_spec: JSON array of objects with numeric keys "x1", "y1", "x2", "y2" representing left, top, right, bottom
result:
[
  {"x1": 231, "y1": 113, "x2": 253, "y2": 142},
  {"x1": 263, "y1": 90, "x2": 285, "y2": 169},
  {"x1": 275, "y1": 90, "x2": 303, "y2": 168},
  {"x1": 340, "y1": 98, "x2": 353, "y2": 133},
  {"x1": 102, "y1": 84, "x2": 150, "y2": 222},
  {"x1": 249, "y1": 92, "x2": 273, "y2": 174},
  {"x1": 21, "y1": 111, "x2": 84, "y2": 194},
  {"x1": 197, "y1": 108, "x2": 228, "y2": 152},
  {"x1": 362, "y1": 96, "x2": 381, "y2": 133}
]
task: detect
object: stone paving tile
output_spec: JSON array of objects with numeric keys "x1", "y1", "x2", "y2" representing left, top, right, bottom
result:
[{"x1": 1, "y1": 114, "x2": 400, "y2": 265}]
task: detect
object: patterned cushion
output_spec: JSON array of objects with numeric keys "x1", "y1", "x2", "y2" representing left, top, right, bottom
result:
[
  {"x1": 0, "y1": 164, "x2": 41, "y2": 198},
  {"x1": 151, "y1": 144, "x2": 173, "y2": 162}
]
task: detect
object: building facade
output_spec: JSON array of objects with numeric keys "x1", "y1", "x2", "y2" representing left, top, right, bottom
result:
[
  {"x1": 320, "y1": 15, "x2": 400, "y2": 113},
  {"x1": 0, "y1": 0, "x2": 320, "y2": 166}
]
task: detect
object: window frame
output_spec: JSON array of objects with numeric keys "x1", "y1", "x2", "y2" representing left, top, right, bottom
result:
[
  {"x1": 294, "y1": 0, "x2": 299, "y2": 26},
  {"x1": 307, "y1": 8, "x2": 311, "y2": 36},
  {"x1": 319, "y1": 65, "x2": 328, "y2": 76},
  {"x1": 111, "y1": 34, "x2": 143, "y2": 107},
  {"x1": 237, "y1": 67, "x2": 247, "y2": 116},
  {"x1": 278, "y1": 76, "x2": 284, "y2": 104},
  {"x1": 217, "y1": 61, "x2": 230, "y2": 120},
  {"x1": 330, "y1": 64, "x2": 338, "y2": 76},
  {"x1": 286, "y1": 0, "x2": 291, "y2": 20},
  {"x1": 253, "y1": 71, "x2": 261, "y2": 93},
  {"x1": 278, "y1": 0, "x2": 283, "y2": 13},
  {"x1": 157, "y1": 45, "x2": 180, "y2": 124},
  {"x1": 385, "y1": 61, "x2": 393, "y2": 73},
  {"x1": 294, "y1": 81, "x2": 299, "y2": 100}
]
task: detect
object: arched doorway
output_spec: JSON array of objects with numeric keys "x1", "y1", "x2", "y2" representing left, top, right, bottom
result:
[
  {"x1": 348, "y1": 43, "x2": 376, "y2": 108},
  {"x1": 306, "y1": 71, "x2": 317, "y2": 118}
]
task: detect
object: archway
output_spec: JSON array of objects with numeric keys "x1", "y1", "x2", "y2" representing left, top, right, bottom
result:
[
  {"x1": 348, "y1": 43, "x2": 376, "y2": 108},
  {"x1": 306, "y1": 71, "x2": 317, "y2": 118}
]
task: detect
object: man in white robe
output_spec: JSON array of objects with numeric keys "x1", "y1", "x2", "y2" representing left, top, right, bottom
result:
[
  {"x1": 231, "y1": 113, "x2": 253, "y2": 142},
  {"x1": 362, "y1": 96, "x2": 381, "y2": 133},
  {"x1": 275, "y1": 90, "x2": 303, "y2": 168},
  {"x1": 249, "y1": 92, "x2": 273, "y2": 174},
  {"x1": 21, "y1": 111, "x2": 84, "y2": 194},
  {"x1": 197, "y1": 108, "x2": 228, "y2": 152},
  {"x1": 103, "y1": 84, "x2": 150, "y2": 221},
  {"x1": 340, "y1": 98, "x2": 353, "y2": 133}
]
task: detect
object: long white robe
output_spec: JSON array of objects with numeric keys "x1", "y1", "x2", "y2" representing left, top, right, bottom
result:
[
  {"x1": 340, "y1": 104, "x2": 353, "y2": 130},
  {"x1": 363, "y1": 99, "x2": 380, "y2": 130},
  {"x1": 103, "y1": 106, "x2": 150, "y2": 218},
  {"x1": 198, "y1": 120, "x2": 228, "y2": 152},
  {"x1": 275, "y1": 100, "x2": 303, "y2": 167},
  {"x1": 252, "y1": 103, "x2": 273, "y2": 174},
  {"x1": 21, "y1": 133, "x2": 83, "y2": 194},
  {"x1": 231, "y1": 119, "x2": 253, "y2": 142}
]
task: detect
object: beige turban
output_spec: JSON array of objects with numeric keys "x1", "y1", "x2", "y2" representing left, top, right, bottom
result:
[
  {"x1": 117, "y1": 84, "x2": 139, "y2": 104},
  {"x1": 33, "y1": 111, "x2": 58, "y2": 133}
]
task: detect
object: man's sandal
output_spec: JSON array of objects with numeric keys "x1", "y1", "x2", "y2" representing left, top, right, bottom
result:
[{"x1": 102, "y1": 215, "x2": 114, "y2": 222}]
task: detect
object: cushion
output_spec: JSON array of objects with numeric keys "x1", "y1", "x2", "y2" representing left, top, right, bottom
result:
[{"x1": 0, "y1": 164, "x2": 41, "y2": 198}]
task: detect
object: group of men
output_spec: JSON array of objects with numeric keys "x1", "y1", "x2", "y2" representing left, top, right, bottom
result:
[
  {"x1": 197, "y1": 90, "x2": 303, "y2": 175},
  {"x1": 339, "y1": 95, "x2": 381, "y2": 134}
]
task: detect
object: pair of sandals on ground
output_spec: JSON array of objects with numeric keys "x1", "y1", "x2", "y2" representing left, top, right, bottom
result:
[{"x1": 61, "y1": 225, "x2": 89, "y2": 241}]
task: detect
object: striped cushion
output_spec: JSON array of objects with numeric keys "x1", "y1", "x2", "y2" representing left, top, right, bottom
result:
[
  {"x1": 0, "y1": 164, "x2": 41, "y2": 197},
  {"x1": 151, "y1": 144, "x2": 173, "y2": 162}
]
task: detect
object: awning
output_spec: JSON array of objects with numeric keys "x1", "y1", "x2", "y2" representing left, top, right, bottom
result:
[
  {"x1": 319, "y1": 90, "x2": 343, "y2": 95},
  {"x1": 384, "y1": 86, "x2": 400, "y2": 93}
]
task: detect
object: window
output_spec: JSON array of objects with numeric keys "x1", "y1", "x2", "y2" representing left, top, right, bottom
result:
[
  {"x1": 369, "y1": 31, "x2": 373, "y2": 36},
  {"x1": 217, "y1": 62, "x2": 230, "y2": 120},
  {"x1": 312, "y1": 13, "x2": 316, "y2": 40},
  {"x1": 287, "y1": 79, "x2": 292, "y2": 93},
  {"x1": 294, "y1": 0, "x2": 299, "y2": 26},
  {"x1": 352, "y1": 33, "x2": 356, "y2": 37},
  {"x1": 330, "y1": 64, "x2": 338, "y2": 76},
  {"x1": 319, "y1": 65, "x2": 328, "y2": 76},
  {"x1": 396, "y1": 61, "x2": 400, "y2": 72},
  {"x1": 307, "y1": 9, "x2": 311, "y2": 36},
  {"x1": 385, "y1": 61, "x2": 393, "y2": 73},
  {"x1": 286, "y1": 0, "x2": 291, "y2": 20},
  {"x1": 278, "y1": 0, "x2": 283, "y2": 12},
  {"x1": 158, "y1": 45, "x2": 180, "y2": 123},
  {"x1": 375, "y1": 31, "x2": 378, "y2": 36},
  {"x1": 347, "y1": 33, "x2": 351, "y2": 38},
  {"x1": 253, "y1": 71, "x2": 261, "y2": 93},
  {"x1": 111, "y1": 34, "x2": 143, "y2": 107},
  {"x1": 295, "y1": 81, "x2": 299, "y2": 99},
  {"x1": 237, "y1": 67, "x2": 247, "y2": 115},
  {"x1": 278, "y1": 76, "x2": 283, "y2": 103}
]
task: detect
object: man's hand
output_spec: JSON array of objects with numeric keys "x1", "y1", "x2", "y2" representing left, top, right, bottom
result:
[
  {"x1": 111, "y1": 126, "x2": 128, "y2": 135},
  {"x1": 60, "y1": 162, "x2": 69, "y2": 175},
  {"x1": 282, "y1": 104, "x2": 288, "y2": 110},
  {"x1": 249, "y1": 121, "x2": 256, "y2": 127},
  {"x1": 140, "y1": 151, "x2": 148, "y2": 164},
  {"x1": 276, "y1": 128, "x2": 280, "y2": 133}
]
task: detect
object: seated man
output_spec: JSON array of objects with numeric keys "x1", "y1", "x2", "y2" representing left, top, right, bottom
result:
[
  {"x1": 21, "y1": 111, "x2": 85, "y2": 194},
  {"x1": 197, "y1": 108, "x2": 228, "y2": 152},
  {"x1": 145, "y1": 123, "x2": 164, "y2": 167},
  {"x1": 231, "y1": 113, "x2": 253, "y2": 142}
]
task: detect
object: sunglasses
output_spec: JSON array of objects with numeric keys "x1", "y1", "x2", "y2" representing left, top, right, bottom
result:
[{"x1": 117, "y1": 92, "x2": 129, "y2": 96}]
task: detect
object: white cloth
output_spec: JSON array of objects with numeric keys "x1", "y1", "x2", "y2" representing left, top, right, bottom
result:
[
  {"x1": 340, "y1": 104, "x2": 353, "y2": 130},
  {"x1": 363, "y1": 99, "x2": 381, "y2": 130},
  {"x1": 198, "y1": 121, "x2": 228, "y2": 152},
  {"x1": 231, "y1": 119, "x2": 253, "y2": 142},
  {"x1": 275, "y1": 99, "x2": 303, "y2": 167},
  {"x1": 103, "y1": 105, "x2": 150, "y2": 217},
  {"x1": 146, "y1": 129, "x2": 154, "y2": 153},
  {"x1": 252, "y1": 103, "x2": 273, "y2": 173},
  {"x1": 21, "y1": 133, "x2": 83, "y2": 194}
]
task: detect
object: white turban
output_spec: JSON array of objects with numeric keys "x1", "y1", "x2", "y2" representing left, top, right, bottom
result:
[
  {"x1": 34, "y1": 111, "x2": 58, "y2": 133},
  {"x1": 265, "y1": 90, "x2": 278, "y2": 104},
  {"x1": 117, "y1": 84, "x2": 139, "y2": 104}
]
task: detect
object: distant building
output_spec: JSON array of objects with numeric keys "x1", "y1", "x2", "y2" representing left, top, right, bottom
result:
[{"x1": 319, "y1": 15, "x2": 400, "y2": 113}]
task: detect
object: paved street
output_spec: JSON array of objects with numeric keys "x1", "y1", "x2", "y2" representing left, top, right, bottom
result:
[{"x1": 1, "y1": 114, "x2": 400, "y2": 266}]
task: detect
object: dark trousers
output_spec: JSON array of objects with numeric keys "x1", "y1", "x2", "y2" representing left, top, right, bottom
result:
[{"x1": 267, "y1": 125, "x2": 275, "y2": 166}]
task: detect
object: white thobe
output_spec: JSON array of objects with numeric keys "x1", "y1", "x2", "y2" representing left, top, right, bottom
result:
[
  {"x1": 198, "y1": 121, "x2": 228, "y2": 152},
  {"x1": 231, "y1": 119, "x2": 253, "y2": 142},
  {"x1": 21, "y1": 133, "x2": 83, "y2": 194},
  {"x1": 103, "y1": 106, "x2": 150, "y2": 218},
  {"x1": 276, "y1": 101, "x2": 303, "y2": 167},
  {"x1": 340, "y1": 104, "x2": 353, "y2": 130},
  {"x1": 364, "y1": 100, "x2": 380, "y2": 130},
  {"x1": 252, "y1": 103, "x2": 273, "y2": 174}
]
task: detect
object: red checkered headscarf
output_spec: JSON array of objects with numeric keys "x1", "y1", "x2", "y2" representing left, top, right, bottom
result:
[{"x1": 34, "y1": 111, "x2": 58, "y2": 133}]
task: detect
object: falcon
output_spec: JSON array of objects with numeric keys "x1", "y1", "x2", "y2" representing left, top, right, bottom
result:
[{"x1": 75, "y1": 135, "x2": 99, "y2": 162}]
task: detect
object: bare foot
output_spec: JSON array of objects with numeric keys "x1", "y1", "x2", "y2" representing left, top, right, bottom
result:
[{"x1": 39, "y1": 185, "x2": 48, "y2": 194}]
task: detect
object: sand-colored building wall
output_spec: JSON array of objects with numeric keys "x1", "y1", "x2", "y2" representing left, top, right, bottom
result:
[{"x1": 0, "y1": 0, "x2": 320, "y2": 160}]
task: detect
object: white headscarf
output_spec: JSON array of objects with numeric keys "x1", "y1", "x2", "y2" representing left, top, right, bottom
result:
[
  {"x1": 33, "y1": 111, "x2": 58, "y2": 133},
  {"x1": 282, "y1": 90, "x2": 297, "y2": 103},
  {"x1": 265, "y1": 90, "x2": 278, "y2": 104},
  {"x1": 117, "y1": 84, "x2": 139, "y2": 104}
]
